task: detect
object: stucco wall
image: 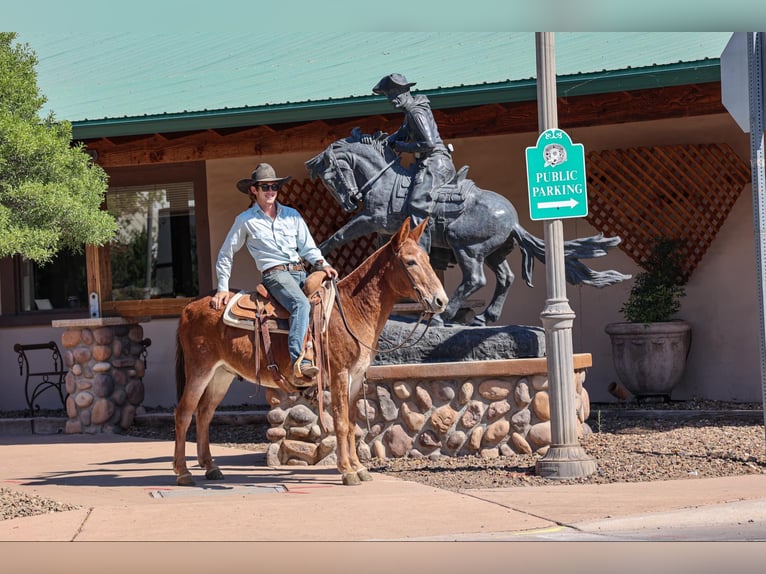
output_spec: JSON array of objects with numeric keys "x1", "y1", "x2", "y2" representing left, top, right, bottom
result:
[{"x1": 2, "y1": 112, "x2": 760, "y2": 412}]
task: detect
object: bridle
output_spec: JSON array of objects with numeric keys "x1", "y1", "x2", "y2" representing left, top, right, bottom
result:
[
  {"x1": 331, "y1": 245, "x2": 435, "y2": 354},
  {"x1": 326, "y1": 143, "x2": 399, "y2": 209}
]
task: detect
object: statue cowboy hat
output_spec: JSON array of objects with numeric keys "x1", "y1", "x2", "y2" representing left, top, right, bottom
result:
[
  {"x1": 372, "y1": 73, "x2": 417, "y2": 96},
  {"x1": 236, "y1": 163, "x2": 292, "y2": 194}
]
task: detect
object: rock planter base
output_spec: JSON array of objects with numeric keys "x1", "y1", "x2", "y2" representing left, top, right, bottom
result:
[{"x1": 263, "y1": 354, "x2": 593, "y2": 466}]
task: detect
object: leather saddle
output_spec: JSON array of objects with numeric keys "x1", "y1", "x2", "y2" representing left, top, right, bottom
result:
[{"x1": 222, "y1": 271, "x2": 336, "y2": 394}]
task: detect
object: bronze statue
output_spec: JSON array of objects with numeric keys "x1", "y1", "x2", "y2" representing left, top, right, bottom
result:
[{"x1": 370, "y1": 73, "x2": 456, "y2": 253}]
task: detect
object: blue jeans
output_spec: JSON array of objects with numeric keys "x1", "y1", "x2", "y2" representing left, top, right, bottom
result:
[{"x1": 261, "y1": 270, "x2": 309, "y2": 366}]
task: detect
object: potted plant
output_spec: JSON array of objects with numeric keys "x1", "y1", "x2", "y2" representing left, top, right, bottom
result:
[{"x1": 604, "y1": 237, "x2": 691, "y2": 402}]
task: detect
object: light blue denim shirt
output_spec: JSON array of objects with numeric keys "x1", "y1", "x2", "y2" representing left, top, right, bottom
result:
[{"x1": 215, "y1": 202, "x2": 325, "y2": 292}]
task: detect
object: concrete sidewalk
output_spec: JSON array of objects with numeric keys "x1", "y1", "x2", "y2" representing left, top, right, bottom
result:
[{"x1": 1, "y1": 432, "x2": 765, "y2": 543}]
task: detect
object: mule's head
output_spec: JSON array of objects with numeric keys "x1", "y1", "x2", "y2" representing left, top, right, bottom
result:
[{"x1": 389, "y1": 217, "x2": 449, "y2": 315}]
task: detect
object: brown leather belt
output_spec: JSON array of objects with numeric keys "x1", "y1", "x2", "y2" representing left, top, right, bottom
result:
[{"x1": 263, "y1": 262, "x2": 304, "y2": 275}]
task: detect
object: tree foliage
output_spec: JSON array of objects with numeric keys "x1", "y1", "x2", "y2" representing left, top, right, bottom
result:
[{"x1": 0, "y1": 32, "x2": 117, "y2": 263}]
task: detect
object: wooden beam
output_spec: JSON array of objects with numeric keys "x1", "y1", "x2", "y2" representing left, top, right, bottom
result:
[{"x1": 83, "y1": 83, "x2": 726, "y2": 168}]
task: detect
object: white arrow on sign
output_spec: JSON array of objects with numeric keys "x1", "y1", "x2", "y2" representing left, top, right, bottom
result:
[{"x1": 538, "y1": 198, "x2": 579, "y2": 209}]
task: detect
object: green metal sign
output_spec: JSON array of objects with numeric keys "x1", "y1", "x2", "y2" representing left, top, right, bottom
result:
[{"x1": 525, "y1": 129, "x2": 588, "y2": 221}]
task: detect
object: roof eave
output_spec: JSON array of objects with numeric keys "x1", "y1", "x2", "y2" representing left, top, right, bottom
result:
[{"x1": 72, "y1": 60, "x2": 721, "y2": 141}]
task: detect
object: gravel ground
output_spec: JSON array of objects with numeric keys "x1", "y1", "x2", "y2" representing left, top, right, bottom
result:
[{"x1": 2, "y1": 399, "x2": 765, "y2": 521}]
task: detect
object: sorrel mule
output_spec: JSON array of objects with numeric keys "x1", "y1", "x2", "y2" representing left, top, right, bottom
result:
[{"x1": 173, "y1": 218, "x2": 448, "y2": 486}]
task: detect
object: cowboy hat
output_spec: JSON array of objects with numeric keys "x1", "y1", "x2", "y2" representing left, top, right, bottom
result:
[
  {"x1": 372, "y1": 73, "x2": 416, "y2": 95},
  {"x1": 236, "y1": 163, "x2": 291, "y2": 194}
]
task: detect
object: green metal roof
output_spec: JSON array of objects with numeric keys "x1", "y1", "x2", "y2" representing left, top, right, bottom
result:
[{"x1": 14, "y1": 32, "x2": 733, "y2": 139}]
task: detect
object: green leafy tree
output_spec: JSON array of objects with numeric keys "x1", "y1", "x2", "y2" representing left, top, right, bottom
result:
[{"x1": 0, "y1": 32, "x2": 116, "y2": 263}]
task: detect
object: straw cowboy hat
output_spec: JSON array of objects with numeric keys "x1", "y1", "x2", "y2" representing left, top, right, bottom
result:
[{"x1": 236, "y1": 163, "x2": 291, "y2": 194}]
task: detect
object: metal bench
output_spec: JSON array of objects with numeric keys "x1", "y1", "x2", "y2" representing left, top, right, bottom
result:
[{"x1": 13, "y1": 341, "x2": 68, "y2": 416}]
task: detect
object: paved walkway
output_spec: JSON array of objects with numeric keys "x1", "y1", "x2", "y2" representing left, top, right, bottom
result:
[{"x1": 1, "y1": 432, "x2": 765, "y2": 544}]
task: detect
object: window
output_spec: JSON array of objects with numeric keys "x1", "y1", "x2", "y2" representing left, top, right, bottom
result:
[
  {"x1": 106, "y1": 182, "x2": 198, "y2": 300},
  {"x1": 16, "y1": 249, "x2": 88, "y2": 311}
]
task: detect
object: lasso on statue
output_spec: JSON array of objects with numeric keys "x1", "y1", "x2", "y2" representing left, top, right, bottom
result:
[{"x1": 306, "y1": 74, "x2": 629, "y2": 326}]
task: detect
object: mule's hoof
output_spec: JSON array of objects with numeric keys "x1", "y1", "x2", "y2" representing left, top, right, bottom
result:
[
  {"x1": 342, "y1": 472, "x2": 362, "y2": 486},
  {"x1": 176, "y1": 472, "x2": 196, "y2": 487},
  {"x1": 205, "y1": 468, "x2": 225, "y2": 480},
  {"x1": 356, "y1": 468, "x2": 373, "y2": 482}
]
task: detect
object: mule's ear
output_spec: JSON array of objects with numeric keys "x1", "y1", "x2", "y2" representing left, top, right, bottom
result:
[
  {"x1": 392, "y1": 217, "x2": 411, "y2": 251},
  {"x1": 409, "y1": 216, "x2": 428, "y2": 243}
]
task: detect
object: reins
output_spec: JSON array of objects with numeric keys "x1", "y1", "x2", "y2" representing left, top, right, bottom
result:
[{"x1": 330, "y1": 251, "x2": 435, "y2": 354}]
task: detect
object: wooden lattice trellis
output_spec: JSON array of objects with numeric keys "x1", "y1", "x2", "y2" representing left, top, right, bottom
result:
[
  {"x1": 586, "y1": 143, "x2": 751, "y2": 280},
  {"x1": 278, "y1": 178, "x2": 378, "y2": 276}
]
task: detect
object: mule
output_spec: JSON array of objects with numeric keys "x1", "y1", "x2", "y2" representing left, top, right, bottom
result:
[
  {"x1": 173, "y1": 217, "x2": 448, "y2": 486},
  {"x1": 306, "y1": 129, "x2": 629, "y2": 325}
]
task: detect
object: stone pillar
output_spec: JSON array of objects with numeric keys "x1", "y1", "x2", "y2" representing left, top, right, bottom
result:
[{"x1": 52, "y1": 317, "x2": 151, "y2": 434}]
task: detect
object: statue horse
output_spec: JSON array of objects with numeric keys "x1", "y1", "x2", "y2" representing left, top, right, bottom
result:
[
  {"x1": 306, "y1": 129, "x2": 629, "y2": 325},
  {"x1": 173, "y1": 218, "x2": 447, "y2": 486}
]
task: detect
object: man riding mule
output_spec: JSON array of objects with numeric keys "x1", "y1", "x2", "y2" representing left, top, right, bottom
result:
[
  {"x1": 174, "y1": 218, "x2": 448, "y2": 486},
  {"x1": 211, "y1": 163, "x2": 338, "y2": 385}
]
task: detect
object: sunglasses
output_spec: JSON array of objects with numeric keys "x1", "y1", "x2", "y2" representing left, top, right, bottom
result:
[{"x1": 256, "y1": 183, "x2": 281, "y2": 192}]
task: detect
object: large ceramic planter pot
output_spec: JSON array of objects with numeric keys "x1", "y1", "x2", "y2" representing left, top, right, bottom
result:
[{"x1": 604, "y1": 320, "x2": 691, "y2": 401}]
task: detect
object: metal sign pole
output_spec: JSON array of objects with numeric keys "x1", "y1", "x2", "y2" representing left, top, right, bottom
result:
[
  {"x1": 747, "y1": 32, "x2": 766, "y2": 443},
  {"x1": 533, "y1": 32, "x2": 597, "y2": 479}
]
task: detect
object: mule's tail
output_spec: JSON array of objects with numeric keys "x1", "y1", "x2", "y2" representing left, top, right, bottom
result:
[
  {"x1": 512, "y1": 224, "x2": 631, "y2": 288},
  {"x1": 175, "y1": 329, "x2": 185, "y2": 402}
]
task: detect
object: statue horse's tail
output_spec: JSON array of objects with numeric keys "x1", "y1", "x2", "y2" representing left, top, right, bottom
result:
[
  {"x1": 175, "y1": 329, "x2": 185, "y2": 402},
  {"x1": 512, "y1": 223, "x2": 631, "y2": 288}
]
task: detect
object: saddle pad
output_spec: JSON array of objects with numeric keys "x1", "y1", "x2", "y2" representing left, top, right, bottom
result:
[{"x1": 222, "y1": 292, "x2": 288, "y2": 332}]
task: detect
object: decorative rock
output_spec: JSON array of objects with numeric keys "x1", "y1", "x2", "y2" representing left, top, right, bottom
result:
[
  {"x1": 531, "y1": 391, "x2": 550, "y2": 421},
  {"x1": 62, "y1": 330, "x2": 81, "y2": 348},
  {"x1": 266, "y1": 443, "x2": 281, "y2": 466},
  {"x1": 430, "y1": 381, "x2": 455, "y2": 402},
  {"x1": 265, "y1": 389, "x2": 282, "y2": 407},
  {"x1": 76, "y1": 379, "x2": 93, "y2": 391},
  {"x1": 459, "y1": 382, "x2": 473, "y2": 405},
  {"x1": 392, "y1": 380, "x2": 412, "y2": 400},
  {"x1": 81, "y1": 329, "x2": 94, "y2": 346},
  {"x1": 487, "y1": 399, "x2": 510, "y2": 419},
  {"x1": 580, "y1": 387, "x2": 591, "y2": 421},
  {"x1": 413, "y1": 386, "x2": 432, "y2": 410},
  {"x1": 514, "y1": 379, "x2": 531, "y2": 407},
  {"x1": 430, "y1": 404, "x2": 458, "y2": 434},
  {"x1": 286, "y1": 404, "x2": 316, "y2": 426},
  {"x1": 65, "y1": 419, "x2": 82, "y2": 434},
  {"x1": 93, "y1": 374, "x2": 114, "y2": 398},
  {"x1": 510, "y1": 432, "x2": 533, "y2": 455},
  {"x1": 74, "y1": 348, "x2": 92, "y2": 364},
  {"x1": 383, "y1": 424, "x2": 413, "y2": 458},
  {"x1": 477, "y1": 379, "x2": 512, "y2": 401},
  {"x1": 357, "y1": 441, "x2": 371, "y2": 461},
  {"x1": 288, "y1": 426, "x2": 310, "y2": 440},
  {"x1": 372, "y1": 440, "x2": 387, "y2": 460},
  {"x1": 74, "y1": 391, "x2": 94, "y2": 408},
  {"x1": 282, "y1": 439, "x2": 318, "y2": 464},
  {"x1": 418, "y1": 430, "x2": 441, "y2": 448},
  {"x1": 66, "y1": 395, "x2": 77, "y2": 419},
  {"x1": 267, "y1": 408, "x2": 286, "y2": 425},
  {"x1": 355, "y1": 398, "x2": 378, "y2": 421},
  {"x1": 309, "y1": 424, "x2": 322, "y2": 440},
  {"x1": 401, "y1": 401, "x2": 425, "y2": 432},
  {"x1": 530, "y1": 374, "x2": 548, "y2": 391},
  {"x1": 63, "y1": 350, "x2": 74, "y2": 369},
  {"x1": 445, "y1": 430, "x2": 466, "y2": 451},
  {"x1": 468, "y1": 425, "x2": 484, "y2": 451},
  {"x1": 128, "y1": 325, "x2": 143, "y2": 342},
  {"x1": 510, "y1": 408, "x2": 531, "y2": 433},
  {"x1": 574, "y1": 369, "x2": 586, "y2": 394},
  {"x1": 461, "y1": 400, "x2": 485, "y2": 428},
  {"x1": 112, "y1": 339, "x2": 123, "y2": 358},
  {"x1": 376, "y1": 386, "x2": 398, "y2": 421},
  {"x1": 120, "y1": 404, "x2": 136, "y2": 429},
  {"x1": 480, "y1": 447, "x2": 499, "y2": 458},
  {"x1": 266, "y1": 427, "x2": 287, "y2": 442},
  {"x1": 126, "y1": 379, "x2": 145, "y2": 405},
  {"x1": 71, "y1": 364, "x2": 82, "y2": 376},
  {"x1": 65, "y1": 372, "x2": 76, "y2": 395},
  {"x1": 527, "y1": 421, "x2": 552, "y2": 451},
  {"x1": 92, "y1": 361, "x2": 111, "y2": 373},
  {"x1": 483, "y1": 419, "x2": 510, "y2": 444},
  {"x1": 318, "y1": 435, "x2": 337, "y2": 459},
  {"x1": 93, "y1": 327, "x2": 114, "y2": 345},
  {"x1": 320, "y1": 411, "x2": 334, "y2": 433},
  {"x1": 91, "y1": 398, "x2": 115, "y2": 425}
]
